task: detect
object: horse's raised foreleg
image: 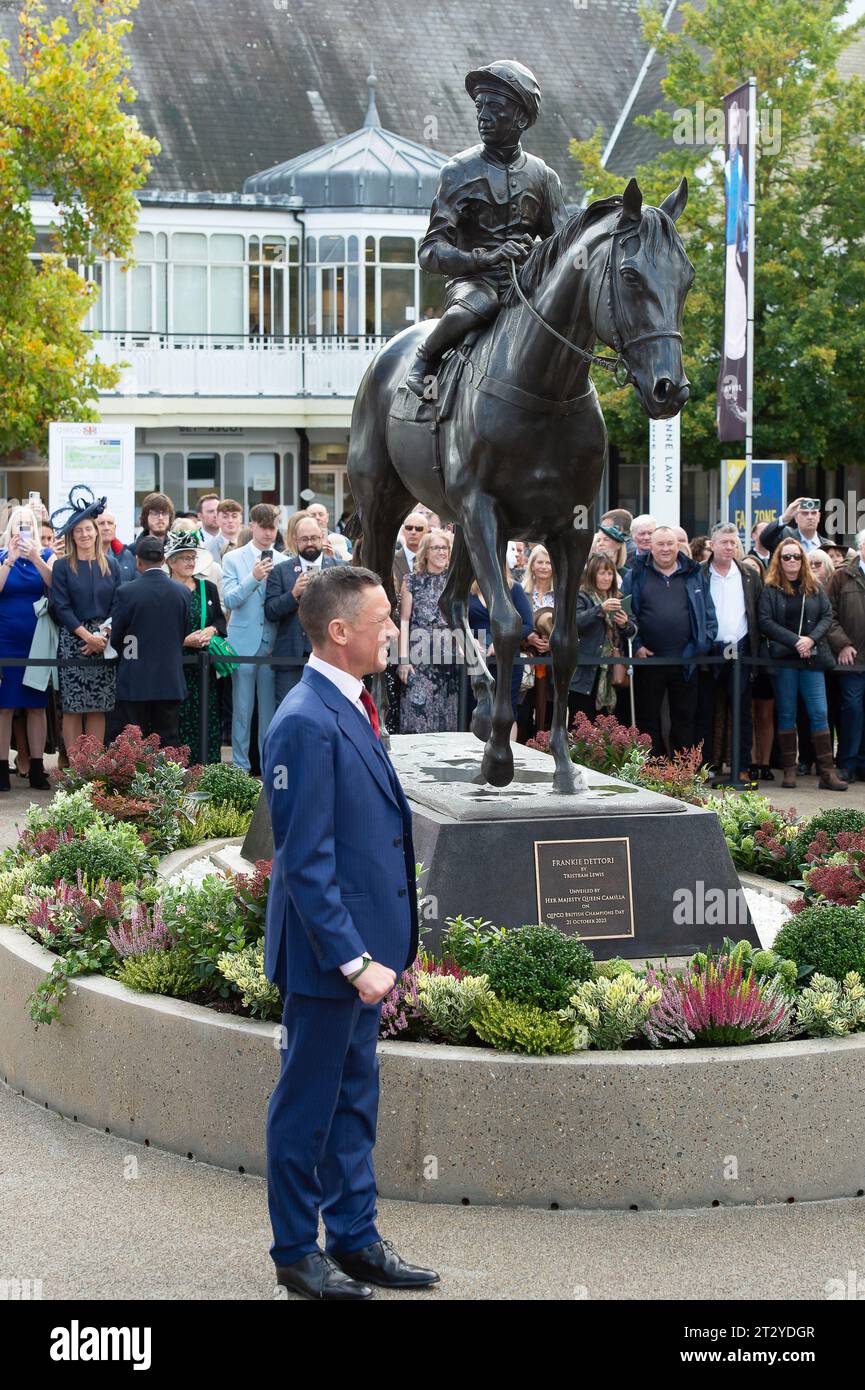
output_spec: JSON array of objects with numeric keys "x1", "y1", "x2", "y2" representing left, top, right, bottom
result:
[
  {"x1": 546, "y1": 529, "x2": 593, "y2": 794},
  {"x1": 460, "y1": 496, "x2": 521, "y2": 787},
  {"x1": 439, "y1": 525, "x2": 492, "y2": 741}
]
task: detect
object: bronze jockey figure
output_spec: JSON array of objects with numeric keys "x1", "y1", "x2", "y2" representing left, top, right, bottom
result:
[{"x1": 405, "y1": 59, "x2": 568, "y2": 399}]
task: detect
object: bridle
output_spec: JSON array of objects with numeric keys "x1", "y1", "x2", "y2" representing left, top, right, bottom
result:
[{"x1": 507, "y1": 219, "x2": 684, "y2": 390}]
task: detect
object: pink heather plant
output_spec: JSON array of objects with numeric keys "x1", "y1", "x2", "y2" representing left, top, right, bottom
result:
[
  {"x1": 675, "y1": 958, "x2": 792, "y2": 1045},
  {"x1": 379, "y1": 957, "x2": 463, "y2": 1039},
  {"x1": 642, "y1": 967, "x2": 695, "y2": 1047},
  {"x1": 107, "y1": 900, "x2": 174, "y2": 958}
]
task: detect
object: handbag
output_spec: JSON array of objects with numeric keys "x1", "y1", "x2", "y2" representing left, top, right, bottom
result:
[{"x1": 197, "y1": 579, "x2": 239, "y2": 678}]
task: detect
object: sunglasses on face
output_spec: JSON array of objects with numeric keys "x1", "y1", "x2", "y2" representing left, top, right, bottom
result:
[
  {"x1": 404, "y1": 524, "x2": 425, "y2": 532},
  {"x1": 798, "y1": 500, "x2": 820, "y2": 510},
  {"x1": 780, "y1": 553, "x2": 802, "y2": 561}
]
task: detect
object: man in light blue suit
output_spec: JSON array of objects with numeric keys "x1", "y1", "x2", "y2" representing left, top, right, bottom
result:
[
  {"x1": 223, "y1": 503, "x2": 289, "y2": 772},
  {"x1": 263, "y1": 565, "x2": 439, "y2": 1301}
]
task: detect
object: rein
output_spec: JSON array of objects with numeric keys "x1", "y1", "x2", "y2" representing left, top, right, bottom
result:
[{"x1": 507, "y1": 221, "x2": 683, "y2": 390}]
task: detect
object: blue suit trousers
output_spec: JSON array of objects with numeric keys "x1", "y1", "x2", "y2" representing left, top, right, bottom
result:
[{"x1": 267, "y1": 991, "x2": 382, "y2": 1267}]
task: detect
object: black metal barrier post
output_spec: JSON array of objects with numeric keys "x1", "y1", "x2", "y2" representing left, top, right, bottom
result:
[
  {"x1": 198, "y1": 650, "x2": 210, "y2": 767},
  {"x1": 730, "y1": 646, "x2": 742, "y2": 785}
]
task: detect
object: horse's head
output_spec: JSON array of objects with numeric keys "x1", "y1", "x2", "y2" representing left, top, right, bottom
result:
[{"x1": 595, "y1": 178, "x2": 694, "y2": 419}]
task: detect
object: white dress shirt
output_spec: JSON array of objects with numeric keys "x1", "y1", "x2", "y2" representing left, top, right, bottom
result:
[
  {"x1": 709, "y1": 561, "x2": 748, "y2": 644},
  {"x1": 306, "y1": 653, "x2": 374, "y2": 979}
]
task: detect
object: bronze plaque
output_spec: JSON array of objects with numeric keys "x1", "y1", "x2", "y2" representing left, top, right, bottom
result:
[{"x1": 534, "y1": 837, "x2": 635, "y2": 941}]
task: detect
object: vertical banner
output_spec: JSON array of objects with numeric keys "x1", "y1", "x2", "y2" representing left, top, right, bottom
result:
[
  {"x1": 49, "y1": 423, "x2": 137, "y2": 545},
  {"x1": 648, "y1": 414, "x2": 681, "y2": 527},
  {"x1": 722, "y1": 459, "x2": 786, "y2": 542},
  {"x1": 716, "y1": 81, "x2": 752, "y2": 445}
]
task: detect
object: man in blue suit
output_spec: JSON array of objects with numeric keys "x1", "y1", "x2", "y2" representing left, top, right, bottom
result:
[
  {"x1": 264, "y1": 514, "x2": 345, "y2": 705},
  {"x1": 223, "y1": 503, "x2": 289, "y2": 772},
  {"x1": 263, "y1": 565, "x2": 439, "y2": 1301}
]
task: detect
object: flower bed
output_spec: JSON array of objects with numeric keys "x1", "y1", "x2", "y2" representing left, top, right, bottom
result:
[{"x1": 5, "y1": 723, "x2": 865, "y2": 1055}]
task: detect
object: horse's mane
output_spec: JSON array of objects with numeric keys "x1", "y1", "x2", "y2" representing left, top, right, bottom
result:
[{"x1": 502, "y1": 193, "x2": 683, "y2": 304}]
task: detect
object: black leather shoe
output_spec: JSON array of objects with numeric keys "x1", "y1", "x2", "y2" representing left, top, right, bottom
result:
[
  {"x1": 759, "y1": 766, "x2": 775, "y2": 782},
  {"x1": 331, "y1": 1239, "x2": 440, "y2": 1289},
  {"x1": 275, "y1": 1251, "x2": 373, "y2": 1301}
]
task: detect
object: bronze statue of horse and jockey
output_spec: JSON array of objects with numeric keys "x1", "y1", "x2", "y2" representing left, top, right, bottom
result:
[{"x1": 347, "y1": 175, "x2": 694, "y2": 793}]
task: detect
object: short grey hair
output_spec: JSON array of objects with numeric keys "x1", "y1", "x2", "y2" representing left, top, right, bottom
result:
[
  {"x1": 711, "y1": 522, "x2": 739, "y2": 538},
  {"x1": 631, "y1": 514, "x2": 657, "y2": 536},
  {"x1": 856, "y1": 528, "x2": 865, "y2": 550}
]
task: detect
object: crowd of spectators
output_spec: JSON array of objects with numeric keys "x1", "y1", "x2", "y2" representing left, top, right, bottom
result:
[{"x1": 0, "y1": 488, "x2": 863, "y2": 792}]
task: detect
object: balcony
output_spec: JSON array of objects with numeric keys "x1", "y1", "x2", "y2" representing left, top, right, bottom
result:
[{"x1": 89, "y1": 332, "x2": 389, "y2": 398}]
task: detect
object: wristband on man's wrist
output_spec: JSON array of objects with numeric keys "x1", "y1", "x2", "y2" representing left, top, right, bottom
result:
[{"x1": 348, "y1": 957, "x2": 372, "y2": 983}]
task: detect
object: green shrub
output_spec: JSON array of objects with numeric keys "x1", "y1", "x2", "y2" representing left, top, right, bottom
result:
[
  {"x1": 116, "y1": 949, "x2": 199, "y2": 998},
  {"x1": 31, "y1": 821, "x2": 156, "y2": 889},
  {"x1": 159, "y1": 876, "x2": 247, "y2": 991},
  {"x1": 217, "y1": 944, "x2": 281, "y2": 1020},
  {"x1": 19, "y1": 786, "x2": 98, "y2": 842},
  {"x1": 176, "y1": 803, "x2": 254, "y2": 848},
  {"x1": 478, "y1": 923, "x2": 594, "y2": 1011},
  {"x1": 194, "y1": 763, "x2": 261, "y2": 813},
  {"x1": 714, "y1": 791, "x2": 803, "y2": 881},
  {"x1": 416, "y1": 971, "x2": 492, "y2": 1043},
  {"x1": 440, "y1": 915, "x2": 505, "y2": 971},
  {"x1": 0, "y1": 862, "x2": 37, "y2": 922},
  {"x1": 794, "y1": 972, "x2": 865, "y2": 1038},
  {"x1": 472, "y1": 994, "x2": 583, "y2": 1055},
  {"x1": 797, "y1": 809, "x2": 865, "y2": 863},
  {"x1": 561, "y1": 973, "x2": 662, "y2": 1050},
  {"x1": 773, "y1": 905, "x2": 865, "y2": 983},
  {"x1": 594, "y1": 957, "x2": 634, "y2": 980}
]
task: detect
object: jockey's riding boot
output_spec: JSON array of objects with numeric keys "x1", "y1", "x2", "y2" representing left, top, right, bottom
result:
[{"x1": 405, "y1": 305, "x2": 482, "y2": 399}]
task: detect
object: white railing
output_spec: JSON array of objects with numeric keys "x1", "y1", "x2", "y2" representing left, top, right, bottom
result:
[{"x1": 89, "y1": 333, "x2": 388, "y2": 398}]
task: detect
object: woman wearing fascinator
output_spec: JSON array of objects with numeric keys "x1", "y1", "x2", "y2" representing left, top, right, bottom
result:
[{"x1": 49, "y1": 487, "x2": 122, "y2": 753}]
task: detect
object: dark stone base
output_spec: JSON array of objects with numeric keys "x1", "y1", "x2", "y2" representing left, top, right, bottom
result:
[{"x1": 243, "y1": 733, "x2": 756, "y2": 962}]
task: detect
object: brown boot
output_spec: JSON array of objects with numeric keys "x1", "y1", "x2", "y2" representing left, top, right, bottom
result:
[
  {"x1": 778, "y1": 728, "x2": 798, "y2": 788},
  {"x1": 814, "y1": 728, "x2": 848, "y2": 792}
]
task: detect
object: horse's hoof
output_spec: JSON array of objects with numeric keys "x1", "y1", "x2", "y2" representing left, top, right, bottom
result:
[
  {"x1": 553, "y1": 760, "x2": 583, "y2": 795},
  {"x1": 471, "y1": 711, "x2": 492, "y2": 743},
  {"x1": 482, "y1": 744, "x2": 514, "y2": 787}
]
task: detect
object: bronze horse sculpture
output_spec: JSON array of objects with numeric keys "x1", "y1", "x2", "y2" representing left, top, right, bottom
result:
[{"x1": 347, "y1": 177, "x2": 694, "y2": 793}]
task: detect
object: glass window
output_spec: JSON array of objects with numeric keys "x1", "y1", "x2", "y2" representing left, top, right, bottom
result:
[
  {"x1": 223, "y1": 452, "x2": 245, "y2": 502},
  {"x1": 347, "y1": 265, "x2": 359, "y2": 334},
  {"x1": 210, "y1": 234, "x2": 245, "y2": 263},
  {"x1": 109, "y1": 262, "x2": 127, "y2": 332},
  {"x1": 156, "y1": 232, "x2": 168, "y2": 260},
  {"x1": 263, "y1": 236, "x2": 286, "y2": 263},
  {"x1": 306, "y1": 236, "x2": 317, "y2": 262},
  {"x1": 248, "y1": 452, "x2": 279, "y2": 510},
  {"x1": 365, "y1": 265, "x2": 375, "y2": 334},
  {"x1": 380, "y1": 267, "x2": 414, "y2": 336},
  {"x1": 211, "y1": 266, "x2": 244, "y2": 335},
  {"x1": 130, "y1": 265, "x2": 152, "y2": 332},
  {"x1": 306, "y1": 265, "x2": 317, "y2": 335},
  {"x1": 420, "y1": 269, "x2": 444, "y2": 322},
  {"x1": 134, "y1": 231, "x2": 154, "y2": 259},
  {"x1": 282, "y1": 452, "x2": 296, "y2": 508},
  {"x1": 348, "y1": 235, "x2": 359, "y2": 263},
  {"x1": 135, "y1": 453, "x2": 159, "y2": 508},
  {"x1": 173, "y1": 264, "x2": 207, "y2": 334},
  {"x1": 365, "y1": 236, "x2": 376, "y2": 263},
  {"x1": 249, "y1": 235, "x2": 260, "y2": 261},
  {"x1": 161, "y1": 453, "x2": 185, "y2": 513},
  {"x1": 380, "y1": 236, "x2": 415, "y2": 264},
  {"x1": 318, "y1": 235, "x2": 345, "y2": 264},
  {"x1": 288, "y1": 236, "x2": 300, "y2": 264},
  {"x1": 186, "y1": 454, "x2": 220, "y2": 510},
  {"x1": 172, "y1": 232, "x2": 207, "y2": 262}
]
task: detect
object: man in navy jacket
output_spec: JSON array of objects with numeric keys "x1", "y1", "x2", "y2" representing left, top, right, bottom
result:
[
  {"x1": 622, "y1": 527, "x2": 717, "y2": 756},
  {"x1": 263, "y1": 514, "x2": 344, "y2": 704},
  {"x1": 263, "y1": 565, "x2": 439, "y2": 1301},
  {"x1": 108, "y1": 537, "x2": 190, "y2": 746}
]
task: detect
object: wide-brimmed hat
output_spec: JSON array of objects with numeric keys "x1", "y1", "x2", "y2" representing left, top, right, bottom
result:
[
  {"x1": 49, "y1": 485, "x2": 107, "y2": 539},
  {"x1": 165, "y1": 526, "x2": 204, "y2": 560},
  {"x1": 533, "y1": 605, "x2": 555, "y2": 637}
]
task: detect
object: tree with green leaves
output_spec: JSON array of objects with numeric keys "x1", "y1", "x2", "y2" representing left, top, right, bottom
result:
[
  {"x1": 0, "y1": 0, "x2": 158, "y2": 454},
  {"x1": 569, "y1": 0, "x2": 865, "y2": 475}
]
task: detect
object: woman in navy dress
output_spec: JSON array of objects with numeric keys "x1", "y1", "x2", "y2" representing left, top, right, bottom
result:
[
  {"x1": 468, "y1": 569, "x2": 533, "y2": 735},
  {"x1": 0, "y1": 505, "x2": 55, "y2": 790}
]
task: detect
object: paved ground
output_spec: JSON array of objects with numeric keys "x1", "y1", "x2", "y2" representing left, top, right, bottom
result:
[
  {"x1": 3, "y1": 758, "x2": 865, "y2": 1302},
  {"x1": 2, "y1": 1084, "x2": 865, "y2": 1301}
]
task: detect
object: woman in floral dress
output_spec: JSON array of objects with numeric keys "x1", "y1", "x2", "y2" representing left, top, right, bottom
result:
[{"x1": 398, "y1": 529, "x2": 458, "y2": 734}]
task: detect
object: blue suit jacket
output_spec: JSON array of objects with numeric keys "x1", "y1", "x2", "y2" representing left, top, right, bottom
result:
[
  {"x1": 264, "y1": 555, "x2": 344, "y2": 664},
  {"x1": 263, "y1": 665, "x2": 418, "y2": 999}
]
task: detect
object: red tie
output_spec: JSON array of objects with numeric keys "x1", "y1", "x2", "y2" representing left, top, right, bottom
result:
[{"x1": 359, "y1": 688, "x2": 380, "y2": 738}]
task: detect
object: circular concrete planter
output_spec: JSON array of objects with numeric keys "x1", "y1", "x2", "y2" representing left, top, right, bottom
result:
[{"x1": 2, "y1": 923, "x2": 864, "y2": 1211}]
